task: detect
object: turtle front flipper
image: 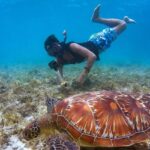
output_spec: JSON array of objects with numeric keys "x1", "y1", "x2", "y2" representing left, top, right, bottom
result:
[
  {"x1": 46, "y1": 97, "x2": 60, "y2": 113},
  {"x1": 47, "y1": 136, "x2": 80, "y2": 150}
]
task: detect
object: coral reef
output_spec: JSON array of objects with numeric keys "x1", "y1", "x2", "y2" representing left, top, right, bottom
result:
[{"x1": 0, "y1": 64, "x2": 150, "y2": 150}]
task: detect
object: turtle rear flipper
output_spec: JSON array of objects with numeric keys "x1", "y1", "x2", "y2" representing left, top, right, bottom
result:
[{"x1": 47, "y1": 136, "x2": 80, "y2": 150}]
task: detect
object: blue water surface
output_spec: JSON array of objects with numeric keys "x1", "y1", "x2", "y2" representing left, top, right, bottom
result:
[{"x1": 0, "y1": 0, "x2": 150, "y2": 66}]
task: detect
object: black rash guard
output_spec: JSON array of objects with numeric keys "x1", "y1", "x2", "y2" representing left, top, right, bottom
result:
[{"x1": 57, "y1": 41, "x2": 100, "y2": 65}]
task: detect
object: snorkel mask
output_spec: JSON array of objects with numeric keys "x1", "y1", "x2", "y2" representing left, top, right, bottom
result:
[{"x1": 44, "y1": 35, "x2": 62, "y2": 57}]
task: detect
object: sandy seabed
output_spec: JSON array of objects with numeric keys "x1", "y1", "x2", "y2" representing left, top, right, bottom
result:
[{"x1": 0, "y1": 63, "x2": 150, "y2": 150}]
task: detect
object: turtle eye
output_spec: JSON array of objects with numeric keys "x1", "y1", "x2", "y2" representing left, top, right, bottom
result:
[{"x1": 23, "y1": 120, "x2": 40, "y2": 140}]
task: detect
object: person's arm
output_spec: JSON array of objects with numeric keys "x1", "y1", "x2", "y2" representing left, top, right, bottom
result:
[
  {"x1": 56, "y1": 63, "x2": 68, "y2": 87},
  {"x1": 57, "y1": 64, "x2": 64, "y2": 82},
  {"x1": 69, "y1": 43, "x2": 97, "y2": 84}
]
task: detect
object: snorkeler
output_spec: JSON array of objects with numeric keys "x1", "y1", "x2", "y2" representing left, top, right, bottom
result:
[{"x1": 45, "y1": 4, "x2": 136, "y2": 85}]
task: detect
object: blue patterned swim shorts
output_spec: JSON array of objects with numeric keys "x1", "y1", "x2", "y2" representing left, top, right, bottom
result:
[{"x1": 89, "y1": 28, "x2": 117, "y2": 50}]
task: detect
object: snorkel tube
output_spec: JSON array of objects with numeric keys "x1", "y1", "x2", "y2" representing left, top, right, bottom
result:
[{"x1": 62, "y1": 30, "x2": 67, "y2": 43}]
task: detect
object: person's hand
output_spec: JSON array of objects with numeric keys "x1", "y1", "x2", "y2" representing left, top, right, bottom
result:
[
  {"x1": 48, "y1": 60, "x2": 59, "y2": 71},
  {"x1": 76, "y1": 70, "x2": 88, "y2": 85},
  {"x1": 76, "y1": 75, "x2": 85, "y2": 85}
]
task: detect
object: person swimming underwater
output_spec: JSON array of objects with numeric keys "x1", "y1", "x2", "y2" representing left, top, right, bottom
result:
[{"x1": 45, "y1": 4, "x2": 136, "y2": 86}]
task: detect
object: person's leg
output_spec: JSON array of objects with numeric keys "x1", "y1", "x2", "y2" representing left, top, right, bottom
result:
[{"x1": 92, "y1": 4, "x2": 136, "y2": 35}]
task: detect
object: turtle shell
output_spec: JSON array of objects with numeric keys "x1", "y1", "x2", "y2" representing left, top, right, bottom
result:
[{"x1": 51, "y1": 91, "x2": 150, "y2": 147}]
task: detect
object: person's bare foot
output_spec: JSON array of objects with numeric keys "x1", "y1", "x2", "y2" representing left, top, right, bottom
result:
[
  {"x1": 123, "y1": 16, "x2": 136, "y2": 23},
  {"x1": 92, "y1": 4, "x2": 101, "y2": 22}
]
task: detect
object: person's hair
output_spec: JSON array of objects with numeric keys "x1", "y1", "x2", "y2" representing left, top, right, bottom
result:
[{"x1": 44, "y1": 34, "x2": 59, "y2": 51}]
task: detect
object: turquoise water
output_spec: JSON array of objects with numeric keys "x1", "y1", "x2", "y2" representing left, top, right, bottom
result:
[
  {"x1": 0, "y1": 0, "x2": 150, "y2": 65},
  {"x1": 1, "y1": 1, "x2": 150, "y2": 149}
]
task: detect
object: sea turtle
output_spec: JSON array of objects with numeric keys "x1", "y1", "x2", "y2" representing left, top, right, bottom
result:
[{"x1": 23, "y1": 91, "x2": 150, "y2": 149}]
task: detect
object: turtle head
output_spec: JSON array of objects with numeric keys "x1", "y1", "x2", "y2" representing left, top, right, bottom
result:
[
  {"x1": 23, "y1": 115, "x2": 55, "y2": 140},
  {"x1": 23, "y1": 120, "x2": 41, "y2": 140},
  {"x1": 23, "y1": 97, "x2": 60, "y2": 141}
]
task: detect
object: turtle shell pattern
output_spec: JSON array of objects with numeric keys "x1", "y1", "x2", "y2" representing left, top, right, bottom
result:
[{"x1": 51, "y1": 91, "x2": 150, "y2": 147}]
